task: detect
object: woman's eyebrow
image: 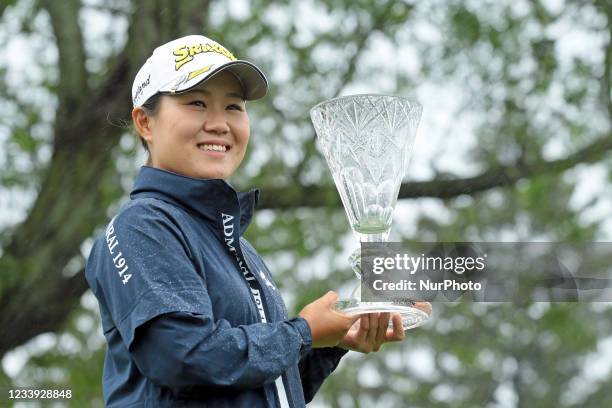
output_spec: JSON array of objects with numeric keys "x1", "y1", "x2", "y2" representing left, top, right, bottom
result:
[
  {"x1": 189, "y1": 89, "x2": 244, "y2": 100},
  {"x1": 226, "y1": 92, "x2": 245, "y2": 100}
]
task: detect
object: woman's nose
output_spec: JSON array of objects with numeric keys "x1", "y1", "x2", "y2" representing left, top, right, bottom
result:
[{"x1": 203, "y1": 109, "x2": 230, "y2": 134}]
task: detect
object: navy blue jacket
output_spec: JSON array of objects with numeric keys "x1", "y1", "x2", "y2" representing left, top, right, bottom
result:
[{"x1": 85, "y1": 166, "x2": 347, "y2": 407}]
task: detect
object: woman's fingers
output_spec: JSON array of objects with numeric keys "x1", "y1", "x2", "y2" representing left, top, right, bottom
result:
[
  {"x1": 344, "y1": 312, "x2": 407, "y2": 353},
  {"x1": 385, "y1": 313, "x2": 405, "y2": 341},
  {"x1": 355, "y1": 315, "x2": 369, "y2": 343},
  {"x1": 360, "y1": 313, "x2": 369, "y2": 331},
  {"x1": 366, "y1": 313, "x2": 379, "y2": 350},
  {"x1": 414, "y1": 301, "x2": 432, "y2": 315},
  {"x1": 373, "y1": 313, "x2": 390, "y2": 351}
]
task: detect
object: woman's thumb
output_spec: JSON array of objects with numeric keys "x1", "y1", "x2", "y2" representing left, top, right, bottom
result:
[{"x1": 324, "y1": 290, "x2": 338, "y2": 303}]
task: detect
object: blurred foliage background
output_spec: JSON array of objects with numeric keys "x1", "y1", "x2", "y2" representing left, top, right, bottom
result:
[{"x1": 0, "y1": 0, "x2": 611, "y2": 407}]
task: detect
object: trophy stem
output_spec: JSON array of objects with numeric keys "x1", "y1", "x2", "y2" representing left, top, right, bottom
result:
[
  {"x1": 349, "y1": 247, "x2": 362, "y2": 279},
  {"x1": 354, "y1": 231, "x2": 389, "y2": 243},
  {"x1": 338, "y1": 275, "x2": 430, "y2": 330},
  {"x1": 350, "y1": 230, "x2": 388, "y2": 279},
  {"x1": 341, "y1": 236, "x2": 430, "y2": 330}
]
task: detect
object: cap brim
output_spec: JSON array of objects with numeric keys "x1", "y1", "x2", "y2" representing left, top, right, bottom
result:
[
  {"x1": 218, "y1": 61, "x2": 268, "y2": 101},
  {"x1": 169, "y1": 60, "x2": 268, "y2": 101}
]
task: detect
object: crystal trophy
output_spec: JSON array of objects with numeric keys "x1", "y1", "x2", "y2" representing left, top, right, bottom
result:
[{"x1": 310, "y1": 94, "x2": 431, "y2": 330}]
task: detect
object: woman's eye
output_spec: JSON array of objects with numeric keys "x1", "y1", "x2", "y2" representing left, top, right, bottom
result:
[
  {"x1": 227, "y1": 104, "x2": 243, "y2": 111},
  {"x1": 190, "y1": 100, "x2": 206, "y2": 107}
]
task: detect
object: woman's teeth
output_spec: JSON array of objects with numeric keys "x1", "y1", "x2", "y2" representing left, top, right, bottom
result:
[{"x1": 199, "y1": 144, "x2": 227, "y2": 152}]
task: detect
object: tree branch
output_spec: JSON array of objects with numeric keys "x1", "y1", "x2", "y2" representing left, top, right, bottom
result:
[
  {"x1": 0, "y1": 270, "x2": 89, "y2": 361},
  {"x1": 256, "y1": 134, "x2": 612, "y2": 209},
  {"x1": 43, "y1": 0, "x2": 88, "y2": 127}
]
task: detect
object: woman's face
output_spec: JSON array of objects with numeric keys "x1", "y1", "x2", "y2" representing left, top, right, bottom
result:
[{"x1": 139, "y1": 71, "x2": 250, "y2": 180}]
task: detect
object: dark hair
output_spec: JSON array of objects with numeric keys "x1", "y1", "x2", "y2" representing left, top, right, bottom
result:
[{"x1": 137, "y1": 93, "x2": 163, "y2": 154}]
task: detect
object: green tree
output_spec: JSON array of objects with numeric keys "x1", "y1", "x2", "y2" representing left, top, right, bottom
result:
[{"x1": 1, "y1": 0, "x2": 611, "y2": 406}]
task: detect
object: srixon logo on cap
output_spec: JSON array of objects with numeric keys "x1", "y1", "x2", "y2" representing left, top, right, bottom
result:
[
  {"x1": 133, "y1": 74, "x2": 151, "y2": 104},
  {"x1": 173, "y1": 42, "x2": 237, "y2": 70}
]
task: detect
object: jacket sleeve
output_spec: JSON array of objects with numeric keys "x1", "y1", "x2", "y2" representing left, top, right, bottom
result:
[
  {"x1": 238, "y1": 236, "x2": 349, "y2": 401},
  {"x1": 130, "y1": 311, "x2": 312, "y2": 391},
  {"x1": 93, "y1": 202, "x2": 312, "y2": 390},
  {"x1": 298, "y1": 347, "x2": 348, "y2": 403}
]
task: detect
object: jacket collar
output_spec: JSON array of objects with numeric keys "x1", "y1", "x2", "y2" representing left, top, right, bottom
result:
[{"x1": 130, "y1": 166, "x2": 259, "y2": 236}]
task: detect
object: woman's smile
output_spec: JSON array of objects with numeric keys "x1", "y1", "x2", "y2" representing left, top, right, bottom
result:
[{"x1": 196, "y1": 138, "x2": 232, "y2": 157}]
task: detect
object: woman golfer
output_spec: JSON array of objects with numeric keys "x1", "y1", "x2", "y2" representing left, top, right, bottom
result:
[{"x1": 85, "y1": 34, "x2": 407, "y2": 407}]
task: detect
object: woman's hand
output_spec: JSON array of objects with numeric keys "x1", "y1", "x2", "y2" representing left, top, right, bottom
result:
[
  {"x1": 298, "y1": 291, "x2": 360, "y2": 348},
  {"x1": 337, "y1": 312, "x2": 404, "y2": 353},
  {"x1": 338, "y1": 301, "x2": 431, "y2": 354}
]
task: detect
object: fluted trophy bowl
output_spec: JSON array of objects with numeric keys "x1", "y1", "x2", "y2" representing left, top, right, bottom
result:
[{"x1": 310, "y1": 94, "x2": 431, "y2": 330}]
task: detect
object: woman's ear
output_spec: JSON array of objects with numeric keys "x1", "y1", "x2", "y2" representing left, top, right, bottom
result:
[{"x1": 131, "y1": 107, "x2": 154, "y2": 145}]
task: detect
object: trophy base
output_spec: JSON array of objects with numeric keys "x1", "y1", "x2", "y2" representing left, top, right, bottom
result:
[{"x1": 336, "y1": 299, "x2": 430, "y2": 330}]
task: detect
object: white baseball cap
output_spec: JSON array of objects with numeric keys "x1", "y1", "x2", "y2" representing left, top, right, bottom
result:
[{"x1": 131, "y1": 34, "x2": 268, "y2": 107}]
